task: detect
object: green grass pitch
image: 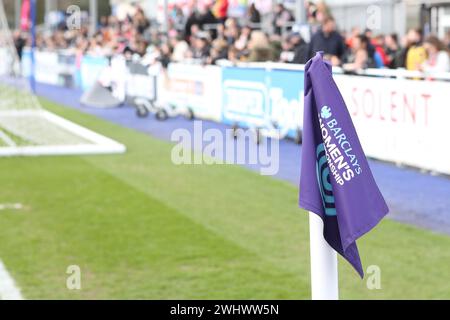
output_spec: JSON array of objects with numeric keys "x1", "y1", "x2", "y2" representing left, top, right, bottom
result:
[{"x1": 0, "y1": 97, "x2": 449, "y2": 299}]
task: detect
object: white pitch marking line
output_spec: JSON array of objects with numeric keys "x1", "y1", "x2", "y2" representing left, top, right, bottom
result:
[
  {"x1": 0, "y1": 203, "x2": 23, "y2": 211},
  {"x1": 0, "y1": 260, "x2": 24, "y2": 300},
  {"x1": 0, "y1": 129, "x2": 16, "y2": 147}
]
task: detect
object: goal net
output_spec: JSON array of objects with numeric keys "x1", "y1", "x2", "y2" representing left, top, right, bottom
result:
[{"x1": 0, "y1": 1, "x2": 125, "y2": 156}]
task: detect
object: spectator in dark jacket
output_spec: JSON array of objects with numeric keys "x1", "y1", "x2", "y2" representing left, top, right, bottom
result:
[
  {"x1": 200, "y1": 5, "x2": 218, "y2": 28},
  {"x1": 247, "y1": 3, "x2": 261, "y2": 26},
  {"x1": 308, "y1": 16, "x2": 345, "y2": 65},
  {"x1": 290, "y1": 33, "x2": 308, "y2": 64},
  {"x1": 200, "y1": 4, "x2": 219, "y2": 39},
  {"x1": 385, "y1": 33, "x2": 402, "y2": 68},
  {"x1": 363, "y1": 28, "x2": 376, "y2": 59},
  {"x1": 13, "y1": 30, "x2": 26, "y2": 60},
  {"x1": 185, "y1": 10, "x2": 202, "y2": 40}
]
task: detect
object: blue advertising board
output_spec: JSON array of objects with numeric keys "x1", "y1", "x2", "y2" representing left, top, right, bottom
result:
[
  {"x1": 221, "y1": 66, "x2": 304, "y2": 138},
  {"x1": 80, "y1": 55, "x2": 109, "y2": 90}
]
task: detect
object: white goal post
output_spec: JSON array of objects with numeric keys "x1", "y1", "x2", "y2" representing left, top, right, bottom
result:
[
  {"x1": 0, "y1": 109, "x2": 126, "y2": 156},
  {"x1": 0, "y1": 0, "x2": 125, "y2": 157}
]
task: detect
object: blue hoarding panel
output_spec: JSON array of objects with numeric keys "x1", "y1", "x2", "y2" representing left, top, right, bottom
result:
[{"x1": 222, "y1": 66, "x2": 304, "y2": 138}]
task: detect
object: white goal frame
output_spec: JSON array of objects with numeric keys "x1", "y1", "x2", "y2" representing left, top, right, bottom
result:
[
  {"x1": 0, "y1": 0, "x2": 126, "y2": 157},
  {"x1": 0, "y1": 109, "x2": 126, "y2": 156}
]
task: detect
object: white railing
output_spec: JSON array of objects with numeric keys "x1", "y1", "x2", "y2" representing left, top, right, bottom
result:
[
  {"x1": 220, "y1": 60, "x2": 450, "y2": 82},
  {"x1": 353, "y1": 68, "x2": 450, "y2": 81}
]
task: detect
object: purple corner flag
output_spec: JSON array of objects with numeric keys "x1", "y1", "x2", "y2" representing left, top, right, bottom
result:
[{"x1": 299, "y1": 52, "x2": 389, "y2": 278}]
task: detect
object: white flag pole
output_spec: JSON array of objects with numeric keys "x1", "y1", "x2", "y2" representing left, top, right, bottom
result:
[{"x1": 309, "y1": 211, "x2": 339, "y2": 300}]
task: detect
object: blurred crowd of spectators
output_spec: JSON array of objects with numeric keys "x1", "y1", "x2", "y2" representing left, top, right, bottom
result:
[{"x1": 13, "y1": 0, "x2": 450, "y2": 73}]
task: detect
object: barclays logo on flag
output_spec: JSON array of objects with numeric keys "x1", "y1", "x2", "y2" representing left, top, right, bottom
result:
[
  {"x1": 317, "y1": 105, "x2": 363, "y2": 186},
  {"x1": 320, "y1": 106, "x2": 332, "y2": 119}
]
